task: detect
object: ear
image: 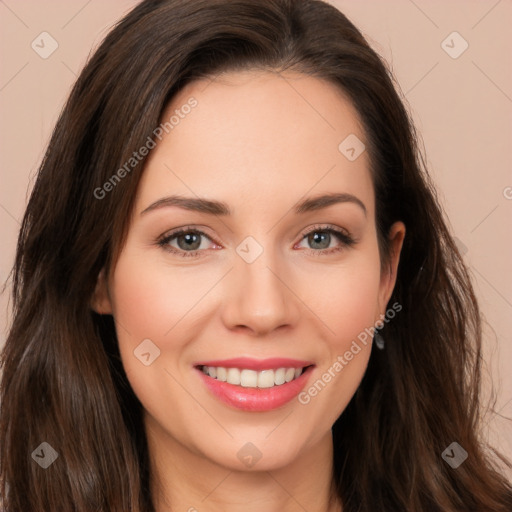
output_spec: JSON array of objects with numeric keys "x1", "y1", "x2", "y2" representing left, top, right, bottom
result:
[
  {"x1": 377, "y1": 221, "x2": 406, "y2": 316},
  {"x1": 90, "y1": 267, "x2": 113, "y2": 314}
]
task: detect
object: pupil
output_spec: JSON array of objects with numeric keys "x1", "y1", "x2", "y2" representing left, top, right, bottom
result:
[
  {"x1": 309, "y1": 231, "x2": 330, "y2": 249},
  {"x1": 178, "y1": 232, "x2": 200, "y2": 250}
]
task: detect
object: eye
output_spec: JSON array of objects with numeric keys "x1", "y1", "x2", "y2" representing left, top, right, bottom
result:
[
  {"x1": 295, "y1": 225, "x2": 356, "y2": 255},
  {"x1": 157, "y1": 224, "x2": 356, "y2": 258},
  {"x1": 157, "y1": 227, "x2": 218, "y2": 258}
]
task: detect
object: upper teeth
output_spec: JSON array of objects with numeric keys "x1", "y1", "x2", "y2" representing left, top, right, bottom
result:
[{"x1": 201, "y1": 366, "x2": 304, "y2": 388}]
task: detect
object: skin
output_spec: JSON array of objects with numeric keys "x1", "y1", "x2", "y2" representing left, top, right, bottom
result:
[{"x1": 92, "y1": 70, "x2": 405, "y2": 512}]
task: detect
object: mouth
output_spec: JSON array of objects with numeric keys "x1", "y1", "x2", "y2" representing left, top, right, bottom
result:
[{"x1": 193, "y1": 358, "x2": 315, "y2": 412}]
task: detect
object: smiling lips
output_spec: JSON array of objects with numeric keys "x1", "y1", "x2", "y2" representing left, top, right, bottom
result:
[{"x1": 194, "y1": 357, "x2": 315, "y2": 412}]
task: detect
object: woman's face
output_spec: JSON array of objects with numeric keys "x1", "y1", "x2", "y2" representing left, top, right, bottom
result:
[{"x1": 93, "y1": 70, "x2": 404, "y2": 472}]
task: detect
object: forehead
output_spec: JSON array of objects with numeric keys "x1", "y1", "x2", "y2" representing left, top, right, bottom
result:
[{"x1": 137, "y1": 70, "x2": 373, "y2": 217}]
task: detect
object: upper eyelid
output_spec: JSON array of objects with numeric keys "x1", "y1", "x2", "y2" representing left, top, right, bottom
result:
[{"x1": 160, "y1": 226, "x2": 218, "y2": 244}]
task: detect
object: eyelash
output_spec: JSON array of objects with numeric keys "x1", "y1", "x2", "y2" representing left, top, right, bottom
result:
[{"x1": 157, "y1": 224, "x2": 356, "y2": 258}]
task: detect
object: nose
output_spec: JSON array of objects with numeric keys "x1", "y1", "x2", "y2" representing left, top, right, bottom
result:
[{"x1": 220, "y1": 250, "x2": 301, "y2": 336}]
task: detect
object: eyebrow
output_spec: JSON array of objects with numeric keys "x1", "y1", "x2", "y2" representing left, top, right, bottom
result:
[{"x1": 140, "y1": 192, "x2": 367, "y2": 217}]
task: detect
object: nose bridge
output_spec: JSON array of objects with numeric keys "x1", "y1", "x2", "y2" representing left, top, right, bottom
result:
[{"x1": 221, "y1": 236, "x2": 300, "y2": 334}]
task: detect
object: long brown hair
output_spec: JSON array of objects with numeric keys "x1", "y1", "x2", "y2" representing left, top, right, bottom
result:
[{"x1": 1, "y1": 1, "x2": 511, "y2": 510}]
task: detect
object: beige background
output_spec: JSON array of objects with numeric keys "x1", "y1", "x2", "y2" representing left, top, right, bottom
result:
[{"x1": 1, "y1": 0, "x2": 511, "y2": 475}]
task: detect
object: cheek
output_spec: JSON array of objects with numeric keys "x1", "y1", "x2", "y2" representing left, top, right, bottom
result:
[
  {"x1": 109, "y1": 251, "x2": 211, "y2": 342},
  {"x1": 300, "y1": 254, "x2": 382, "y2": 345},
  {"x1": 107, "y1": 251, "x2": 208, "y2": 424},
  {"x1": 107, "y1": 249, "x2": 227, "y2": 404},
  {"x1": 294, "y1": 254, "x2": 381, "y2": 421}
]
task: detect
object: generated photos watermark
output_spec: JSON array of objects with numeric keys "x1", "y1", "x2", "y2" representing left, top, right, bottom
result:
[
  {"x1": 93, "y1": 96, "x2": 198, "y2": 200},
  {"x1": 298, "y1": 301, "x2": 402, "y2": 405}
]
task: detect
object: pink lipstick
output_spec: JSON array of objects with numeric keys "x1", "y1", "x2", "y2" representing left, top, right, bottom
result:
[{"x1": 194, "y1": 357, "x2": 315, "y2": 412}]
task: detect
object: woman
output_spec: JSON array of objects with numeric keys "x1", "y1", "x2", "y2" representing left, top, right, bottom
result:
[{"x1": 1, "y1": 0, "x2": 511, "y2": 510}]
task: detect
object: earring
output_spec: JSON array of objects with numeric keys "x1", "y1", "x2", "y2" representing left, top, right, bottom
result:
[{"x1": 374, "y1": 330, "x2": 385, "y2": 350}]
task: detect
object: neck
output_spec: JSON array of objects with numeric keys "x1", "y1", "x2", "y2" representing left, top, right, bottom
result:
[{"x1": 145, "y1": 414, "x2": 342, "y2": 512}]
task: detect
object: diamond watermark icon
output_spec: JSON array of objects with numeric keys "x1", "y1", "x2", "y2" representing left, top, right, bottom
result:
[
  {"x1": 442, "y1": 441, "x2": 468, "y2": 469},
  {"x1": 134, "y1": 338, "x2": 161, "y2": 366},
  {"x1": 31, "y1": 32, "x2": 59, "y2": 59},
  {"x1": 338, "y1": 134, "x2": 365, "y2": 162},
  {"x1": 236, "y1": 236, "x2": 264, "y2": 264},
  {"x1": 31, "y1": 442, "x2": 59, "y2": 469},
  {"x1": 453, "y1": 237, "x2": 468, "y2": 256},
  {"x1": 237, "y1": 442, "x2": 262, "y2": 468},
  {"x1": 441, "y1": 31, "x2": 468, "y2": 59}
]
